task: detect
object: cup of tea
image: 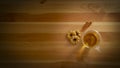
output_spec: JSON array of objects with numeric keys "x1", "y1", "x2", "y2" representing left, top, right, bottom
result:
[
  {"x1": 76, "y1": 30, "x2": 102, "y2": 61},
  {"x1": 81, "y1": 30, "x2": 102, "y2": 48}
]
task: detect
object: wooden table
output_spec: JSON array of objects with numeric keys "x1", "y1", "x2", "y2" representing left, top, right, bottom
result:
[{"x1": 0, "y1": 0, "x2": 120, "y2": 68}]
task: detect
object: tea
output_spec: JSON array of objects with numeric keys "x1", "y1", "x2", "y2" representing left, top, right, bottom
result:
[{"x1": 83, "y1": 33, "x2": 98, "y2": 47}]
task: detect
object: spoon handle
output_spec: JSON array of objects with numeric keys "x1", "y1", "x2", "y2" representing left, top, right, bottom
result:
[
  {"x1": 76, "y1": 45, "x2": 90, "y2": 61},
  {"x1": 81, "y1": 22, "x2": 92, "y2": 32}
]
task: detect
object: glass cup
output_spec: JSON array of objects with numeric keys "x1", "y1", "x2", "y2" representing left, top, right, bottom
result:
[
  {"x1": 81, "y1": 30, "x2": 102, "y2": 48},
  {"x1": 76, "y1": 30, "x2": 102, "y2": 61}
]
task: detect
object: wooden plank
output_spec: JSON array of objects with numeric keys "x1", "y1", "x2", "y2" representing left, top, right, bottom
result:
[
  {"x1": 0, "y1": 41, "x2": 120, "y2": 61},
  {"x1": 0, "y1": 22, "x2": 119, "y2": 33},
  {"x1": 0, "y1": 13, "x2": 120, "y2": 22},
  {"x1": 0, "y1": 62, "x2": 120, "y2": 68},
  {"x1": 0, "y1": 32, "x2": 119, "y2": 42},
  {"x1": 0, "y1": 0, "x2": 120, "y2": 13},
  {"x1": 0, "y1": 42, "x2": 119, "y2": 50}
]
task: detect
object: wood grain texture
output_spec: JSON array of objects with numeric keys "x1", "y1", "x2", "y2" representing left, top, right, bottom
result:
[
  {"x1": 0, "y1": 32, "x2": 119, "y2": 42},
  {"x1": 0, "y1": 0, "x2": 120, "y2": 13},
  {"x1": 0, "y1": 13, "x2": 120, "y2": 22},
  {"x1": 0, "y1": 0, "x2": 120, "y2": 68}
]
